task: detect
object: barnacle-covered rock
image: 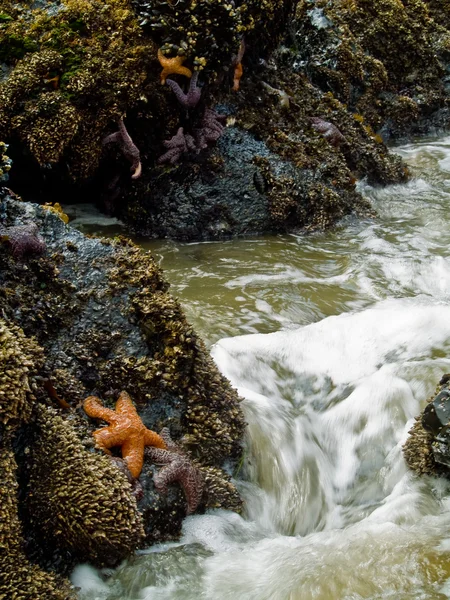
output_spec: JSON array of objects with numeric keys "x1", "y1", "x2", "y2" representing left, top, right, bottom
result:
[
  {"x1": 403, "y1": 375, "x2": 450, "y2": 476},
  {"x1": 0, "y1": 445, "x2": 76, "y2": 600},
  {"x1": 0, "y1": 197, "x2": 245, "y2": 565},
  {"x1": 0, "y1": 0, "x2": 156, "y2": 179},
  {"x1": 292, "y1": 0, "x2": 450, "y2": 136},
  {"x1": 135, "y1": 0, "x2": 241, "y2": 73},
  {"x1": 27, "y1": 404, "x2": 145, "y2": 566},
  {"x1": 0, "y1": 319, "x2": 43, "y2": 430}
]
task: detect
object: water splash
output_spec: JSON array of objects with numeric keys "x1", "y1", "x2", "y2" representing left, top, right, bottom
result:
[{"x1": 73, "y1": 137, "x2": 450, "y2": 599}]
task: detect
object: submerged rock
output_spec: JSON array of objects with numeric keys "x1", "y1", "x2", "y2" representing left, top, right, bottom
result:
[{"x1": 0, "y1": 193, "x2": 245, "y2": 594}]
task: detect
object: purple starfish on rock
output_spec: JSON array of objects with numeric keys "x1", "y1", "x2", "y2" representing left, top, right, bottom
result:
[
  {"x1": 195, "y1": 108, "x2": 227, "y2": 150},
  {"x1": 103, "y1": 117, "x2": 142, "y2": 179},
  {"x1": 146, "y1": 427, "x2": 204, "y2": 515},
  {"x1": 157, "y1": 127, "x2": 197, "y2": 165},
  {"x1": 0, "y1": 222, "x2": 46, "y2": 259},
  {"x1": 166, "y1": 71, "x2": 202, "y2": 109},
  {"x1": 310, "y1": 117, "x2": 346, "y2": 147}
]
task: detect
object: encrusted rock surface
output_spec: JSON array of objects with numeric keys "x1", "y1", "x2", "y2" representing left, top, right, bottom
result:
[
  {"x1": 0, "y1": 193, "x2": 245, "y2": 594},
  {"x1": 3, "y1": 0, "x2": 450, "y2": 239},
  {"x1": 403, "y1": 374, "x2": 450, "y2": 476}
]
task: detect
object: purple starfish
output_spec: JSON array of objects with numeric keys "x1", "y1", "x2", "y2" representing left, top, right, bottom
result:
[
  {"x1": 146, "y1": 428, "x2": 204, "y2": 515},
  {"x1": 195, "y1": 109, "x2": 227, "y2": 150},
  {"x1": 103, "y1": 117, "x2": 142, "y2": 179},
  {"x1": 310, "y1": 117, "x2": 346, "y2": 147},
  {"x1": 157, "y1": 127, "x2": 196, "y2": 165},
  {"x1": 0, "y1": 222, "x2": 46, "y2": 259},
  {"x1": 166, "y1": 71, "x2": 202, "y2": 109}
]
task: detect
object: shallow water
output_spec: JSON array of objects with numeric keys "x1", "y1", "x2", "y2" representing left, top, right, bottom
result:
[{"x1": 72, "y1": 135, "x2": 450, "y2": 599}]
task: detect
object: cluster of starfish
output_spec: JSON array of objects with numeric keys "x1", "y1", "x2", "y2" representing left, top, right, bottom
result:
[
  {"x1": 157, "y1": 49, "x2": 227, "y2": 165},
  {"x1": 0, "y1": 222, "x2": 46, "y2": 259},
  {"x1": 158, "y1": 109, "x2": 227, "y2": 165},
  {"x1": 83, "y1": 391, "x2": 204, "y2": 514}
]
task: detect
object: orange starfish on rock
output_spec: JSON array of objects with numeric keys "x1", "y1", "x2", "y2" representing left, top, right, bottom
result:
[
  {"x1": 158, "y1": 49, "x2": 192, "y2": 84},
  {"x1": 83, "y1": 391, "x2": 166, "y2": 478}
]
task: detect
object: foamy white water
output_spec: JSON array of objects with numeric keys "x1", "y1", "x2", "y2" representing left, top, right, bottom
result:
[{"x1": 73, "y1": 135, "x2": 450, "y2": 600}]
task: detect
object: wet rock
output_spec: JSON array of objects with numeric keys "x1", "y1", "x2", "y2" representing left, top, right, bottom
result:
[
  {"x1": 422, "y1": 388, "x2": 450, "y2": 435},
  {"x1": 291, "y1": 0, "x2": 450, "y2": 138},
  {"x1": 403, "y1": 374, "x2": 450, "y2": 475},
  {"x1": 0, "y1": 193, "x2": 245, "y2": 588}
]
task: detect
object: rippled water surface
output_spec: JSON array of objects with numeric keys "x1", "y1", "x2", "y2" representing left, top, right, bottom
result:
[{"x1": 73, "y1": 136, "x2": 450, "y2": 599}]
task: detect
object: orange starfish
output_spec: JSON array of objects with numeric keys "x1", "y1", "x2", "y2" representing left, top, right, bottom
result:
[
  {"x1": 83, "y1": 391, "x2": 166, "y2": 478},
  {"x1": 158, "y1": 49, "x2": 192, "y2": 85},
  {"x1": 232, "y1": 62, "x2": 243, "y2": 91},
  {"x1": 232, "y1": 39, "x2": 245, "y2": 91}
]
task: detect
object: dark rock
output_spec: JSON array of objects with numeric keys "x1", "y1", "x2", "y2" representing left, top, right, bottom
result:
[
  {"x1": 422, "y1": 389, "x2": 450, "y2": 435},
  {"x1": 404, "y1": 374, "x2": 450, "y2": 475},
  {"x1": 0, "y1": 194, "x2": 245, "y2": 588}
]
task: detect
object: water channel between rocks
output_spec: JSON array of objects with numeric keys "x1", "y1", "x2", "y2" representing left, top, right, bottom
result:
[{"x1": 71, "y1": 135, "x2": 450, "y2": 599}]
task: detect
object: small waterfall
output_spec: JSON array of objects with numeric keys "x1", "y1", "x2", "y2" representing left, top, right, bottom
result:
[{"x1": 74, "y1": 137, "x2": 450, "y2": 599}]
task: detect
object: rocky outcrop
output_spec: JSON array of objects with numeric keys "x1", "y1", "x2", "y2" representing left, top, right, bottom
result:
[
  {"x1": 4, "y1": 0, "x2": 450, "y2": 239},
  {"x1": 403, "y1": 374, "x2": 450, "y2": 476},
  {"x1": 292, "y1": 0, "x2": 450, "y2": 139},
  {"x1": 0, "y1": 192, "x2": 245, "y2": 595}
]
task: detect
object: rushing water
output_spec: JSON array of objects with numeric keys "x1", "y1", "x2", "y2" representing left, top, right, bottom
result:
[{"x1": 73, "y1": 136, "x2": 450, "y2": 599}]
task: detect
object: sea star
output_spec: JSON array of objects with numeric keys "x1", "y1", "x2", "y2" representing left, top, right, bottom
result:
[
  {"x1": 0, "y1": 222, "x2": 46, "y2": 259},
  {"x1": 158, "y1": 49, "x2": 192, "y2": 85},
  {"x1": 83, "y1": 391, "x2": 166, "y2": 479},
  {"x1": 103, "y1": 117, "x2": 142, "y2": 179},
  {"x1": 310, "y1": 117, "x2": 346, "y2": 147},
  {"x1": 166, "y1": 70, "x2": 201, "y2": 109},
  {"x1": 232, "y1": 39, "x2": 245, "y2": 91},
  {"x1": 195, "y1": 108, "x2": 227, "y2": 150},
  {"x1": 157, "y1": 126, "x2": 196, "y2": 165},
  {"x1": 146, "y1": 428, "x2": 204, "y2": 515}
]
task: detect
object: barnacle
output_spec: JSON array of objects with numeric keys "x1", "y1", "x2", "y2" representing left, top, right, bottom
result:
[
  {"x1": 134, "y1": 0, "x2": 241, "y2": 73},
  {"x1": 28, "y1": 404, "x2": 145, "y2": 566},
  {"x1": 0, "y1": 0, "x2": 155, "y2": 180}
]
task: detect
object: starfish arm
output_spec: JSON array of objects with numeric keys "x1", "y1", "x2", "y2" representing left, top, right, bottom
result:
[
  {"x1": 233, "y1": 62, "x2": 243, "y2": 91},
  {"x1": 153, "y1": 460, "x2": 182, "y2": 489},
  {"x1": 84, "y1": 396, "x2": 119, "y2": 424},
  {"x1": 144, "y1": 428, "x2": 167, "y2": 449},
  {"x1": 116, "y1": 121, "x2": 142, "y2": 179},
  {"x1": 131, "y1": 161, "x2": 142, "y2": 179},
  {"x1": 154, "y1": 460, "x2": 204, "y2": 514},
  {"x1": 184, "y1": 468, "x2": 204, "y2": 515},
  {"x1": 121, "y1": 436, "x2": 145, "y2": 479},
  {"x1": 114, "y1": 390, "x2": 136, "y2": 415},
  {"x1": 157, "y1": 147, "x2": 183, "y2": 164},
  {"x1": 146, "y1": 447, "x2": 174, "y2": 465},
  {"x1": 93, "y1": 424, "x2": 131, "y2": 452},
  {"x1": 175, "y1": 65, "x2": 192, "y2": 80},
  {"x1": 158, "y1": 427, "x2": 177, "y2": 450},
  {"x1": 189, "y1": 70, "x2": 199, "y2": 94},
  {"x1": 158, "y1": 49, "x2": 192, "y2": 84},
  {"x1": 185, "y1": 134, "x2": 197, "y2": 152},
  {"x1": 166, "y1": 78, "x2": 189, "y2": 107},
  {"x1": 102, "y1": 132, "x2": 122, "y2": 145},
  {"x1": 186, "y1": 71, "x2": 201, "y2": 108}
]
